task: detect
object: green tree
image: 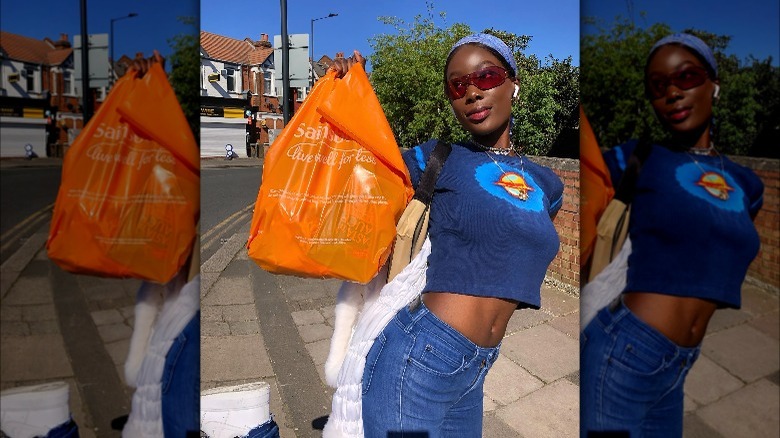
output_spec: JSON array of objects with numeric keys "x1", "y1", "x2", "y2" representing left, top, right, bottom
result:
[
  {"x1": 167, "y1": 16, "x2": 200, "y2": 142},
  {"x1": 368, "y1": 5, "x2": 579, "y2": 156}
]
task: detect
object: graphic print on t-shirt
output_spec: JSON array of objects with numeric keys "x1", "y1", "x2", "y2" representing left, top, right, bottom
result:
[
  {"x1": 675, "y1": 162, "x2": 744, "y2": 212},
  {"x1": 475, "y1": 162, "x2": 544, "y2": 211}
]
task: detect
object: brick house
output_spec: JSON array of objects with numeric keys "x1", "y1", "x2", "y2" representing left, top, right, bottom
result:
[
  {"x1": 0, "y1": 31, "x2": 108, "y2": 157},
  {"x1": 200, "y1": 31, "x2": 304, "y2": 158}
]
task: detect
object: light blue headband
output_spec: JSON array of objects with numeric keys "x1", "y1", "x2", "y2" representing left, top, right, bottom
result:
[
  {"x1": 650, "y1": 33, "x2": 718, "y2": 78},
  {"x1": 449, "y1": 33, "x2": 518, "y2": 75}
]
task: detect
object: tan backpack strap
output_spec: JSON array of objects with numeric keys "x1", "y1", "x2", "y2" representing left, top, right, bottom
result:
[{"x1": 387, "y1": 141, "x2": 451, "y2": 282}]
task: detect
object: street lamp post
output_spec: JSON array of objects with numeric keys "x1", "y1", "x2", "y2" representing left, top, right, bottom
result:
[
  {"x1": 109, "y1": 12, "x2": 138, "y2": 88},
  {"x1": 310, "y1": 13, "x2": 338, "y2": 88}
]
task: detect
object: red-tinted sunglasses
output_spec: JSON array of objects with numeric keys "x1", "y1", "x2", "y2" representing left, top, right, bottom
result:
[
  {"x1": 646, "y1": 65, "x2": 709, "y2": 100},
  {"x1": 446, "y1": 66, "x2": 510, "y2": 99}
]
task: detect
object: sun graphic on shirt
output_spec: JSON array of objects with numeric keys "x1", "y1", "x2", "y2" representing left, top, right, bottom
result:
[
  {"x1": 495, "y1": 172, "x2": 533, "y2": 200},
  {"x1": 696, "y1": 171, "x2": 734, "y2": 200}
]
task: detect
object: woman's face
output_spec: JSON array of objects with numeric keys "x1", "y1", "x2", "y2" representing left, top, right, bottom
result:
[
  {"x1": 646, "y1": 45, "x2": 718, "y2": 137},
  {"x1": 445, "y1": 44, "x2": 517, "y2": 141}
]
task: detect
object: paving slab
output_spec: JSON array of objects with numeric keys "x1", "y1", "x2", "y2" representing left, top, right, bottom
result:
[
  {"x1": 740, "y1": 285, "x2": 779, "y2": 317},
  {"x1": 540, "y1": 287, "x2": 580, "y2": 316},
  {"x1": 683, "y1": 413, "x2": 724, "y2": 438},
  {"x1": 0, "y1": 335, "x2": 73, "y2": 381},
  {"x1": 89, "y1": 309, "x2": 124, "y2": 325},
  {"x1": 696, "y1": 379, "x2": 780, "y2": 438},
  {"x1": 504, "y1": 308, "x2": 554, "y2": 335},
  {"x1": 706, "y1": 308, "x2": 752, "y2": 334},
  {"x1": 547, "y1": 311, "x2": 580, "y2": 339},
  {"x1": 701, "y1": 324, "x2": 780, "y2": 383},
  {"x1": 202, "y1": 276, "x2": 255, "y2": 306},
  {"x1": 201, "y1": 334, "x2": 275, "y2": 383},
  {"x1": 483, "y1": 355, "x2": 544, "y2": 405},
  {"x1": 291, "y1": 310, "x2": 325, "y2": 326},
  {"x1": 21, "y1": 304, "x2": 57, "y2": 322},
  {"x1": 496, "y1": 379, "x2": 579, "y2": 437},
  {"x1": 500, "y1": 324, "x2": 579, "y2": 383},
  {"x1": 202, "y1": 320, "x2": 231, "y2": 336},
  {"x1": 229, "y1": 320, "x2": 262, "y2": 335},
  {"x1": 297, "y1": 323, "x2": 333, "y2": 343},
  {"x1": 3, "y1": 277, "x2": 52, "y2": 305},
  {"x1": 95, "y1": 323, "x2": 132, "y2": 343},
  {"x1": 222, "y1": 303, "x2": 261, "y2": 322},
  {"x1": 749, "y1": 309, "x2": 780, "y2": 340},
  {"x1": 304, "y1": 338, "x2": 331, "y2": 366},
  {"x1": 483, "y1": 412, "x2": 519, "y2": 438},
  {"x1": 684, "y1": 355, "x2": 744, "y2": 405}
]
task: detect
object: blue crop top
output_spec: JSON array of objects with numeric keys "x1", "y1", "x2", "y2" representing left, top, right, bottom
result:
[
  {"x1": 603, "y1": 141, "x2": 764, "y2": 308},
  {"x1": 402, "y1": 140, "x2": 563, "y2": 309}
]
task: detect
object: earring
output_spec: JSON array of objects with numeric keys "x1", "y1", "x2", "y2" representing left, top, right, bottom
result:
[{"x1": 513, "y1": 84, "x2": 519, "y2": 99}]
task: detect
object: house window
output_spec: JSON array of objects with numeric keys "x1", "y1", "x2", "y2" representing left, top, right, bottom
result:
[
  {"x1": 63, "y1": 71, "x2": 73, "y2": 95},
  {"x1": 225, "y1": 68, "x2": 236, "y2": 92},
  {"x1": 263, "y1": 71, "x2": 272, "y2": 95},
  {"x1": 25, "y1": 66, "x2": 35, "y2": 92}
]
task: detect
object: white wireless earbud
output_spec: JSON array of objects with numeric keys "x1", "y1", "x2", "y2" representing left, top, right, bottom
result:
[
  {"x1": 713, "y1": 84, "x2": 720, "y2": 99},
  {"x1": 513, "y1": 84, "x2": 519, "y2": 99}
]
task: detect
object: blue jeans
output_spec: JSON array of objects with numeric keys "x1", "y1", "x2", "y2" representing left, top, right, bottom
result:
[
  {"x1": 580, "y1": 298, "x2": 700, "y2": 438},
  {"x1": 361, "y1": 300, "x2": 500, "y2": 438},
  {"x1": 246, "y1": 418, "x2": 280, "y2": 438},
  {"x1": 45, "y1": 419, "x2": 79, "y2": 438},
  {"x1": 161, "y1": 312, "x2": 200, "y2": 437}
]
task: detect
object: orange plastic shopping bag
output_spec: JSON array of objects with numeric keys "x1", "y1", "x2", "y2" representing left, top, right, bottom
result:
[
  {"x1": 47, "y1": 63, "x2": 199, "y2": 283},
  {"x1": 247, "y1": 64, "x2": 413, "y2": 283}
]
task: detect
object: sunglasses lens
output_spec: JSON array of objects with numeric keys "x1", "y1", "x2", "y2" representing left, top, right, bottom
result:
[
  {"x1": 647, "y1": 67, "x2": 708, "y2": 99},
  {"x1": 674, "y1": 68, "x2": 707, "y2": 90},
  {"x1": 447, "y1": 66, "x2": 508, "y2": 99},
  {"x1": 472, "y1": 67, "x2": 507, "y2": 90},
  {"x1": 448, "y1": 81, "x2": 467, "y2": 99}
]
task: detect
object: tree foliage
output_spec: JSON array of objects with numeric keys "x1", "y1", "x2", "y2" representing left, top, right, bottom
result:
[
  {"x1": 368, "y1": 4, "x2": 579, "y2": 156},
  {"x1": 167, "y1": 16, "x2": 200, "y2": 142},
  {"x1": 581, "y1": 16, "x2": 780, "y2": 157}
]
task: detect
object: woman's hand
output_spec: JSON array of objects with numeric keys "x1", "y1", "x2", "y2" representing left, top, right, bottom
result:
[
  {"x1": 130, "y1": 50, "x2": 165, "y2": 78},
  {"x1": 328, "y1": 50, "x2": 366, "y2": 78}
]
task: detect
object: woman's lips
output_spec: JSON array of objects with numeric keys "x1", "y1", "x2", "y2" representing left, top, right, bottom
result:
[
  {"x1": 668, "y1": 107, "x2": 691, "y2": 122},
  {"x1": 466, "y1": 107, "x2": 491, "y2": 122}
]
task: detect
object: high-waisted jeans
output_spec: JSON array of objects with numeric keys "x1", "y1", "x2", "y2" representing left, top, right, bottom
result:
[
  {"x1": 362, "y1": 300, "x2": 500, "y2": 438},
  {"x1": 580, "y1": 297, "x2": 700, "y2": 438}
]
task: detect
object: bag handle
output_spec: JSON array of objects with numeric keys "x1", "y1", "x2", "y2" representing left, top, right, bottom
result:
[
  {"x1": 614, "y1": 139, "x2": 652, "y2": 204},
  {"x1": 416, "y1": 141, "x2": 452, "y2": 205},
  {"x1": 386, "y1": 141, "x2": 451, "y2": 282}
]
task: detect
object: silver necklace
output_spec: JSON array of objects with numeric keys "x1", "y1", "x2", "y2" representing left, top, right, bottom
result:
[
  {"x1": 689, "y1": 141, "x2": 716, "y2": 156},
  {"x1": 470, "y1": 140, "x2": 519, "y2": 156},
  {"x1": 686, "y1": 146, "x2": 731, "y2": 200}
]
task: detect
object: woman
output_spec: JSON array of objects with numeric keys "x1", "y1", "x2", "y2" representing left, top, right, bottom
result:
[
  {"x1": 329, "y1": 34, "x2": 563, "y2": 437},
  {"x1": 581, "y1": 33, "x2": 764, "y2": 437}
]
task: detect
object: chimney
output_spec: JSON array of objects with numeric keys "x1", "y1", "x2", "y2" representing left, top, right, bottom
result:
[
  {"x1": 53, "y1": 33, "x2": 71, "y2": 49},
  {"x1": 261, "y1": 33, "x2": 268, "y2": 42}
]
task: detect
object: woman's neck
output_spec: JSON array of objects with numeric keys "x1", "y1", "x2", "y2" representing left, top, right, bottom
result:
[{"x1": 669, "y1": 124, "x2": 712, "y2": 152}]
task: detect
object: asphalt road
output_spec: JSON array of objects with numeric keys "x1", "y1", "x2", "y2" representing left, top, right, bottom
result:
[
  {"x1": 0, "y1": 166, "x2": 61, "y2": 264},
  {"x1": 200, "y1": 166, "x2": 262, "y2": 261}
]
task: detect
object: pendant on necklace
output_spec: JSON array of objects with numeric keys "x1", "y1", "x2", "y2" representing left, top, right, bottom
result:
[{"x1": 695, "y1": 171, "x2": 734, "y2": 201}]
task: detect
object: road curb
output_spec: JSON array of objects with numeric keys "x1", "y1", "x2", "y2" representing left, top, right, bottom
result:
[{"x1": 0, "y1": 230, "x2": 48, "y2": 298}]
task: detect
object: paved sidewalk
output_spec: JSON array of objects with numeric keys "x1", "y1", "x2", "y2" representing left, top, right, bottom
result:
[{"x1": 1, "y1": 224, "x2": 139, "y2": 437}]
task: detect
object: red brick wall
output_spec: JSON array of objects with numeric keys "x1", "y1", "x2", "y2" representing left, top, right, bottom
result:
[
  {"x1": 731, "y1": 156, "x2": 780, "y2": 290},
  {"x1": 531, "y1": 156, "x2": 581, "y2": 291}
]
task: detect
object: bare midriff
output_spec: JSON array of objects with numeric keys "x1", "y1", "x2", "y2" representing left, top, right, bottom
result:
[
  {"x1": 422, "y1": 292, "x2": 518, "y2": 348},
  {"x1": 623, "y1": 292, "x2": 718, "y2": 347}
]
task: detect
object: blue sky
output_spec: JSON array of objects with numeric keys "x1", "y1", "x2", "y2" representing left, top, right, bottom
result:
[
  {"x1": 1, "y1": 1, "x2": 198, "y2": 70},
  {"x1": 200, "y1": 0, "x2": 581, "y2": 68},
  {"x1": 582, "y1": 0, "x2": 779, "y2": 65}
]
